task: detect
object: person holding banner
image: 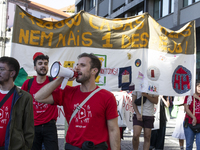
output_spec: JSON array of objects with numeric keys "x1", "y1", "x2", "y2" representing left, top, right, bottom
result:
[
  {"x1": 0, "y1": 56, "x2": 34, "y2": 150},
  {"x1": 132, "y1": 91, "x2": 158, "y2": 150},
  {"x1": 172, "y1": 96, "x2": 185, "y2": 150},
  {"x1": 149, "y1": 95, "x2": 170, "y2": 150},
  {"x1": 21, "y1": 53, "x2": 58, "y2": 150},
  {"x1": 34, "y1": 53, "x2": 120, "y2": 150},
  {"x1": 184, "y1": 80, "x2": 200, "y2": 150}
]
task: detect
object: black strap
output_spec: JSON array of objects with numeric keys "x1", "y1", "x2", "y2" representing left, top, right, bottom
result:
[
  {"x1": 0, "y1": 86, "x2": 15, "y2": 109},
  {"x1": 28, "y1": 76, "x2": 53, "y2": 92},
  {"x1": 0, "y1": 146, "x2": 5, "y2": 150},
  {"x1": 28, "y1": 78, "x2": 34, "y2": 93},
  {"x1": 48, "y1": 76, "x2": 53, "y2": 82}
]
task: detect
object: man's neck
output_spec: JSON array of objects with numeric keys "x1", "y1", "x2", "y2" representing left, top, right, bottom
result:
[
  {"x1": 36, "y1": 75, "x2": 47, "y2": 84},
  {"x1": 0, "y1": 82, "x2": 14, "y2": 91},
  {"x1": 80, "y1": 82, "x2": 97, "y2": 92}
]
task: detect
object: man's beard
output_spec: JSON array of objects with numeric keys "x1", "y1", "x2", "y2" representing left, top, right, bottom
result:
[
  {"x1": 0, "y1": 77, "x2": 10, "y2": 85},
  {"x1": 76, "y1": 73, "x2": 91, "y2": 83},
  {"x1": 37, "y1": 72, "x2": 47, "y2": 76},
  {"x1": 36, "y1": 68, "x2": 47, "y2": 76}
]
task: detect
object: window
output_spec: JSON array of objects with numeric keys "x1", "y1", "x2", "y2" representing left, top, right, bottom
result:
[
  {"x1": 77, "y1": 1, "x2": 84, "y2": 12},
  {"x1": 89, "y1": 0, "x2": 95, "y2": 10},
  {"x1": 113, "y1": 4, "x2": 125, "y2": 13},
  {"x1": 183, "y1": 0, "x2": 193, "y2": 7},
  {"x1": 183, "y1": 0, "x2": 200, "y2": 7},
  {"x1": 162, "y1": 0, "x2": 169, "y2": 16},
  {"x1": 170, "y1": 0, "x2": 174, "y2": 13},
  {"x1": 77, "y1": 4, "x2": 83, "y2": 12},
  {"x1": 154, "y1": 0, "x2": 161, "y2": 19},
  {"x1": 116, "y1": 13, "x2": 125, "y2": 18},
  {"x1": 154, "y1": 0, "x2": 174, "y2": 20},
  {"x1": 129, "y1": 3, "x2": 144, "y2": 16},
  {"x1": 99, "y1": 0, "x2": 104, "y2": 3},
  {"x1": 137, "y1": 3, "x2": 144, "y2": 15}
]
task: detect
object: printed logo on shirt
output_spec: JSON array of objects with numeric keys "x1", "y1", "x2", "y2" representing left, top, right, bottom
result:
[
  {"x1": 33, "y1": 100, "x2": 49, "y2": 113},
  {"x1": 0, "y1": 106, "x2": 10, "y2": 128},
  {"x1": 195, "y1": 102, "x2": 200, "y2": 113},
  {"x1": 73, "y1": 103, "x2": 92, "y2": 128},
  {"x1": 33, "y1": 93, "x2": 49, "y2": 113}
]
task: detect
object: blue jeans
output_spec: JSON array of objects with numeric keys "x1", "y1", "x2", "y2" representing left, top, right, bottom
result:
[
  {"x1": 184, "y1": 122, "x2": 200, "y2": 150},
  {"x1": 32, "y1": 120, "x2": 58, "y2": 150}
]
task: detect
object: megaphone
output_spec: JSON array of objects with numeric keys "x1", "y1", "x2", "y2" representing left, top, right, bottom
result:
[{"x1": 50, "y1": 61, "x2": 78, "y2": 89}]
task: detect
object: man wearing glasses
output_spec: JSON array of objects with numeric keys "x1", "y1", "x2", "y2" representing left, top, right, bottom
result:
[{"x1": 0, "y1": 56, "x2": 34, "y2": 150}]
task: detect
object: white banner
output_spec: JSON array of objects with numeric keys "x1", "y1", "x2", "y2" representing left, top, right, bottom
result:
[
  {"x1": 12, "y1": 6, "x2": 196, "y2": 96},
  {"x1": 113, "y1": 92, "x2": 134, "y2": 129}
]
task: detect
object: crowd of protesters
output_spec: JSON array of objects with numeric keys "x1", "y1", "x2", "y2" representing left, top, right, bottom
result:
[{"x1": 0, "y1": 54, "x2": 200, "y2": 150}]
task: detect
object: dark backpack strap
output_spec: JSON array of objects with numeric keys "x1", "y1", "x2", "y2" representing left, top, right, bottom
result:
[
  {"x1": 28, "y1": 76, "x2": 53, "y2": 93},
  {"x1": 48, "y1": 76, "x2": 54, "y2": 82},
  {"x1": 0, "y1": 86, "x2": 15, "y2": 109},
  {"x1": 28, "y1": 78, "x2": 34, "y2": 93}
]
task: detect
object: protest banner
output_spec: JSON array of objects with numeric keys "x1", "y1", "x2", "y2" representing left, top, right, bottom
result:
[
  {"x1": 12, "y1": 5, "x2": 196, "y2": 97},
  {"x1": 113, "y1": 92, "x2": 134, "y2": 129}
]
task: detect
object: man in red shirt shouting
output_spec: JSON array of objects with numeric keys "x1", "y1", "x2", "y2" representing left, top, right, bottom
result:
[{"x1": 35, "y1": 53, "x2": 120, "y2": 150}]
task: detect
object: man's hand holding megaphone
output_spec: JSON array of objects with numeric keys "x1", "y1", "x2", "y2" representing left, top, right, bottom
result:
[{"x1": 50, "y1": 61, "x2": 78, "y2": 89}]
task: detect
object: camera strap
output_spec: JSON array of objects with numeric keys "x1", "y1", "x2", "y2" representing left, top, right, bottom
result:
[
  {"x1": 69, "y1": 87, "x2": 101, "y2": 124},
  {"x1": 193, "y1": 97, "x2": 195, "y2": 115}
]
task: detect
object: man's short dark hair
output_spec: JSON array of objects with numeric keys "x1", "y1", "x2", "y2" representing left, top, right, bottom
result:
[
  {"x1": 78, "y1": 53, "x2": 101, "y2": 78},
  {"x1": 0, "y1": 56, "x2": 20, "y2": 81},
  {"x1": 34, "y1": 55, "x2": 49, "y2": 66}
]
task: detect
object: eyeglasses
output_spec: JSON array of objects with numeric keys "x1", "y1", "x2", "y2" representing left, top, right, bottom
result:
[{"x1": 0, "y1": 67, "x2": 13, "y2": 72}]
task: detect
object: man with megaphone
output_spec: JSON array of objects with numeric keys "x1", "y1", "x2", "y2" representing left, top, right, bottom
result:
[
  {"x1": 35, "y1": 53, "x2": 120, "y2": 150},
  {"x1": 21, "y1": 53, "x2": 59, "y2": 150}
]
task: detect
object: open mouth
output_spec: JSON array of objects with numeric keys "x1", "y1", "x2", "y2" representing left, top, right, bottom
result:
[
  {"x1": 76, "y1": 72, "x2": 82, "y2": 78},
  {"x1": 40, "y1": 69, "x2": 46, "y2": 71}
]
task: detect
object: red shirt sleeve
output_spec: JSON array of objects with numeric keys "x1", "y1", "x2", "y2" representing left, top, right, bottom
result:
[
  {"x1": 52, "y1": 86, "x2": 67, "y2": 106},
  {"x1": 184, "y1": 96, "x2": 188, "y2": 104},
  {"x1": 105, "y1": 92, "x2": 118, "y2": 120}
]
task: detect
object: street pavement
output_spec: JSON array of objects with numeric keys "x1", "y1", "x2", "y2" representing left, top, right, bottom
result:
[{"x1": 57, "y1": 118, "x2": 196, "y2": 150}]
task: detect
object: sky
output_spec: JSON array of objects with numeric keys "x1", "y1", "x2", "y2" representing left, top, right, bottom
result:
[{"x1": 31, "y1": 0, "x2": 75, "y2": 9}]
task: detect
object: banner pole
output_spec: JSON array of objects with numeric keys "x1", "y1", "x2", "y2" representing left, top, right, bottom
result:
[{"x1": 141, "y1": 96, "x2": 143, "y2": 116}]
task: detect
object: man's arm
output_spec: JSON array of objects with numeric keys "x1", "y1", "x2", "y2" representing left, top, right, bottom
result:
[
  {"x1": 107, "y1": 117, "x2": 120, "y2": 150},
  {"x1": 160, "y1": 96, "x2": 170, "y2": 107},
  {"x1": 142, "y1": 93, "x2": 158, "y2": 104},
  {"x1": 34, "y1": 77, "x2": 64, "y2": 104},
  {"x1": 132, "y1": 94, "x2": 142, "y2": 121}
]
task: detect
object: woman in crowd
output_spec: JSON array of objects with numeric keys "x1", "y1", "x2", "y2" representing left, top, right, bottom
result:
[
  {"x1": 172, "y1": 96, "x2": 185, "y2": 150},
  {"x1": 184, "y1": 80, "x2": 200, "y2": 150}
]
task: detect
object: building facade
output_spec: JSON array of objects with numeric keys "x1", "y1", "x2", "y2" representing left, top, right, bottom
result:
[
  {"x1": 0, "y1": 0, "x2": 70, "y2": 57},
  {"x1": 75, "y1": 0, "x2": 200, "y2": 78}
]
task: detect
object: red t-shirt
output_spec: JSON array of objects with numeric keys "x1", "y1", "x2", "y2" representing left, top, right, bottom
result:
[
  {"x1": 21, "y1": 76, "x2": 58, "y2": 126},
  {"x1": 0, "y1": 91, "x2": 13, "y2": 147},
  {"x1": 184, "y1": 95, "x2": 200, "y2": 124},
  {"x1": 52, "y1": 85, "x2": 118, "y2": 149}
]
